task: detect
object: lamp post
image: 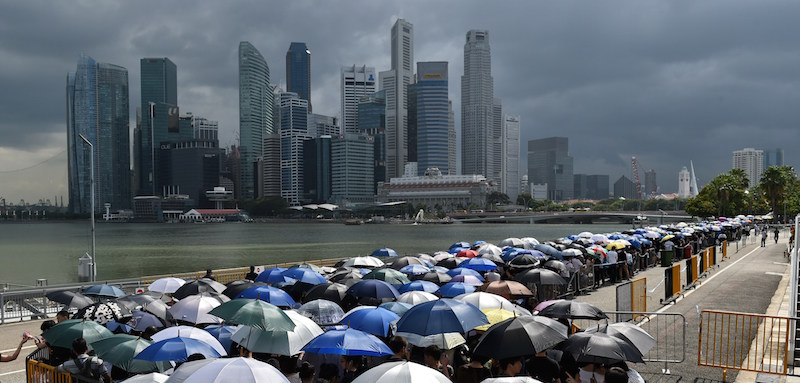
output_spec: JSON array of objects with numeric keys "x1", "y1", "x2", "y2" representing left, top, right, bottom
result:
[{"x1": 78, "y1": 134, "x2": 96, "y2": 282}]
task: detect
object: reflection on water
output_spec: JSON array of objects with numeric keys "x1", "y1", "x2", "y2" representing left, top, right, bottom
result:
[{"x1": 0, "y1": 221, "x2": 630, "y2": 286}]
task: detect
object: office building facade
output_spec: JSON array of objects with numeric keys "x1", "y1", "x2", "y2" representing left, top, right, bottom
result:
[
  {"x1": 461, "y1": 30, "x2": 495, "y2": 180},
  {"x1": 732, "y1": 148, "x2": 764, "y2": 186},
  {"x1": 502, "y1": 115, "x2": 520, "y2": 201},
  {"x1": 303, "y1": 136, "x2": 332, "y2": 203},
  {"x1": 764, "y1": 148, "x2": 784, "y2": 169},
  {"x1": 358, "y1": 90, "x2": 387, "y2": 192},
  {"x1": 614, "y1": 175, "x2": 637, "y2": 200},
  {"x1": 286, "y1": 42, "x2": 311, "y2": 111},
  {"x1": 574, "y1": 174, "x2": 610, "y2": 200},
  {"x1": 277, "y1": 92, "x2": 311, "y2": 206},
  {"x1": 379, "y1": 18, "x2": 414, "y2": 179},
  {"x1": 409, "y1": 61, "x2": 450, "y2": 175},
  {"x1": 644, "y1": 169, "x2": 657, "y2": 197},
  {"x1": 331, "y1": 134, "x2": 375, "y2": 204},
  {"x1": 528, "y1": 137, "x2": 573, "y2": 201},
  {"x1": 238, "y1": 42, "x2": 273, "y2": 199},
  {"x1": 138, "y1": 57, "x2": 178, "y2": 197},
  {"x1": 341, "y1": 65, "x2": 376, "y2": 135}
]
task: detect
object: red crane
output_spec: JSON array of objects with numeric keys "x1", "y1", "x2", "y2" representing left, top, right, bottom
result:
[{"x1": 632, "y1": 156, "x2": 643, "y2": 200}]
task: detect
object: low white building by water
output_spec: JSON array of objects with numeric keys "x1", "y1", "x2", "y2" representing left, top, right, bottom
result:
[{"x1": 376, "y1": 167, "x2": 490, "y2": 211}]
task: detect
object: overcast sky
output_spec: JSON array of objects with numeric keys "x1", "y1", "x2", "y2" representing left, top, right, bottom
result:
[{"x1": 2, "y1": 0, "x2": 799, "y2": 204}]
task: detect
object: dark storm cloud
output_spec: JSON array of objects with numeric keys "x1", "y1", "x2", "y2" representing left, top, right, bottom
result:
[{"x1": 2, "y1": 0, "x2": 800, "y2": 199}]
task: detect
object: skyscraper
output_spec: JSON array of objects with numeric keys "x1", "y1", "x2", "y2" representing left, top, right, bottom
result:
[
  {"x1": 491, "y1": 98, "x2": 503, "y2": 187},
  {"x1": 678, "y1": 167, "x2": 691, "y2": 198},
  {"x1": 764, "y1": 148, "x2": 784, "y2": 169},
  {"x1": 277, "y1": 92, "x2": 311, "y2": 206},
  {"x1": 613, "y1": 175, "x2": 637, "y2": 199},
  {"x1": 448, "y1": 101, "x2": 456, "y2": 175},
  {"x1": 528, "y1": 137, "x2": 573, "y2": 201},
  {"x1": 644, "y1": 169, "x2": 657, "y2": 196},
  {"x1": 732, "y1": 148, "x2": 764, "y2": 186},
  {"x1": 331, "y1": 134, "x2": 375, "y2": 204},
  {"x1": 67, "y1": 55, "x2": 130, "y2": 213},
  {"x1": 461, "y1": 30, "x2": 495, "y2": 180},
  {"x1": 239, "y1": 41, "x2": 273, "y2": 199},
  {"x1": 409, "y1": 62, "x2": 450, "y2": 175},
  {"x1": 358, "y1": 90, "x2": 387, "y2": 192},
  {"x1": 502, "y1": 115, "x2": 520, "y2": 201},
  {"x1": 138, "y1": 57, "x2": 178, "y2": 196},
  {"x1": 379, "y1": 18, "x2": 414, "y2": 179},
  {"x1": 341, "y1": 65, "x2": 376, "y2": 135},
  {"x1": 286, "y1": 42, "x2": 311, "y2": 111}
]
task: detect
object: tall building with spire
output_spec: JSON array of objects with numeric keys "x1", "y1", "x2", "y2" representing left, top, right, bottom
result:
[
  {"x1": 379, "y1": 18, "x2": 414, "y2": 179},
  {"x1": 238, "y1": 41, "x2": 273, "y2": 199},
  {"x1": 461, "y1": 30, "x2": 495, "y2": 181},
  {"x1": 286, "y1": 42, "x2": 311, "y2": 111}
]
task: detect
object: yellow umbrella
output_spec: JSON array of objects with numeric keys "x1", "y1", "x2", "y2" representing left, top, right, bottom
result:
[
  {"x1": 661, "y1": 234, "x2": 675, "y2": 242},
  {"x1": 605, "y1": 241, "x2": 626, "y2": 251},
  {"x1": 475, "y1": 308, "x2": 516, "y2": 331}
]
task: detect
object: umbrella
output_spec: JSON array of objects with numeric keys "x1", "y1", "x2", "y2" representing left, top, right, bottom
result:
[
  {"x1": 378, "y1": 301, "x2": 413, "y2": 317},
  {"x1": 208, "y1": 298, "x2": 295, "y2": 331},
  {"x1": 450, "y1": 275, "x2": 485, "y2": 286},
  {"x1": 477, "y1": 244, "x2": 503, "y2": 257},
  {"x1": 304, "y1": 283, "x2": 348, "y2": 305},
  {"x1": 343, "y1": 256, "x2": 385, "y2": 268},
  {"x1": 42, "y1": 319, "x2": 113, "y2": 349},
  {"x1": 340, "y1": 307, "x2": 399, "y2": 337},
  {"x1": 203, "y1": 324, "x2": 238, "y2": 353},
  {"x1": 172, "y1": 279, "x2": 226, "y2": 300},
  {"x1": 473, "y1": 316, "x2": 568, "y2": 359},
  {"x1": 562, "y1": 248, "x2": 584, "y2": 258},
  {"x1": 535, "y1": 300, "x2": 608, "y2": 320},
  {"x1": 433, "y1": 251, "x2": 454, "y2": 262},
  {"x1": 221, "y1": 280, "x2": 266, "y2": 299},
  {"x1": 168, "y1": 295, "x2": 222, "y2": 325},
  {"x1": 351, "y1": 361, "x2": 450, "y2": 383},
  {"x1": 479, "y1": 252, "x2": 505, "y2": 264},
  {"x1": 395, "y1": 299, "x2": 488, "y2": 336},
  {"x1": 179, "y1": 357, "x2": 289, "y2": 383},
  {"x1": 399, "y1": 280, "x2": 440, "y2": 294},
  {"x1": 134, "y1": 337, "x2": 222, "y2": 362},
  {"x1": 123, "y1": 373, "x2": 169, "y2": 383},
  {"x1": 456, "y1": 249, "x2": 479, "y2": 258},
  {"x1": 82, "y1": 284, "x2": 126, "y2": 299},
  {"x1": 371, "y1": 248, "x2": 399, "y2": 257},
  {"x1": 399, "y1": 265, "x2": 431, "y2": 276},
  {"x1": 254, "y1": 267, "x2": 289, "y2": 284},
  {"x1": 140, "y1": 299, "x2": 173, "y2": 324},
  {"x1": 459, "y1": 258, "x2": 498, "y2": 271},
  {"x1": 282, "y1": 268, "x2": 327, "y2": 285},
  {"x1": 521, "y1": 237, "x2": 541, "y2": 247},
  {"x1": 661, "y1": 234, "x2": 676, "y2": 242},
  {"x1": 128, "y1": 310, "x2": 166, "y2": 331},
  {"x1": 482, "y1": 378, "x2": 543, "y2": 383},
  {"x1": 297, "y1": 299, "x2": 346, "y2": 325},
  {"x1": 508, "y1": 253, "x2": 543, "y2": 270},
  {"x1": 236, "y1": 285, "x2": 296, "y2": 308},
  {"x1": 106, "y1": 321, "x2": 132, "y2": 334},
  {"x1": 437, "y1": 282, "x2": 476, "y2": 298},
  {"x1": 514, "y1": 269, "x2": 567, "y2": 288},
  {"x1": 585, "y1": 322, "x2": 656, "y2": 355},
  {"x1": 162, "y1": 359, "x2": 214, "y2": 383},
  {"x1": 395, "y1": 332, "x2": 466, "y2": 350},
  {"x1": 289, "y1": 263, "x2": 325, "y2": 273},
  {"x1": 301, "y1": 328, "x2": 393, "y2": 356},
  {"x1": 346, "y1": 280, "x2": 400, "y2": 305},
  {"x1": 533, "y1": 244, "x2": 563, "y2": 260},
  {"x1": 436, "y1": 258, "x2": 460, "y2": 269},
  {"x1": 453, "y1": 292, "x2": 519, "y2": 313},
  {"x1": 543, "y1": 260, "x2": 570, "y2": 278},
  {"x1": 498, "y1": 238, "x2": 526, "y2": 248},
  {"x1": 397, "y1": 291, "x2": 439, "y2": 306},
  {"x1": 116, "y1": 293, "x2": 159, "y2": 311},
  {"x1": 474, "y1": 308, "x2": 517, "y2": 331},
  {"x1": 482, "y1": 281, "x2": 533, "y2": 297},
  {"x1": 363, "y1": 268, "x2": 411, "y2": 285},
  {"x1": 606, "y1": 241, "x2": 627, "y2": 251},
  {"x1": 232, "y1": 310, "x2": 323, "y2": 356},
  {"x1": 388, "y1": 256, "x2": 427, "y2": 270},
  {"x1": 76, "y1": 301, "x2": 132, "y2": 324},
  {"x1": 46, "y1": 290, "x2": 94, "y2": 309},
  {"x1": 559, "y1": 331, "x2": 644, "y2": 363},
  {"x1": 422, "y1": 272, "x2": 452, "y2": 285},
  {"x1": 327, "y1": 269, "x2": 364, "y2": 284},
  {"x1": 152, "y1": 325, "x2": 227, "y2": 356},
  {"x1": 91, "y1": 334, "x2": 169, "y2": 373},
  {"x1": 148, "y1": 278, "x2": 186, "y2": 294},
  {"x1": 446, "y1": 268, "x2": 483, "y2": 279}
]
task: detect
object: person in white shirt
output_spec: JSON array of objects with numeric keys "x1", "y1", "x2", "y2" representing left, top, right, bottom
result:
[{"x1": 606, "y1": 250, "x2": 618, "y2": 283}]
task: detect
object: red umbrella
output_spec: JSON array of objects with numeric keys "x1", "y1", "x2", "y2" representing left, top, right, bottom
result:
[{"x1": 457, "y1": 249, "x2": 479, "y2": 258}]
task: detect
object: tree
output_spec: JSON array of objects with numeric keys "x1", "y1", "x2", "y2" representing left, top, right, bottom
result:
[
  {"x1": 486, "y1": 192, "x2": 510, "y2": 208},
  {"x1": 686, "y1": 169, "x2": 750, "y2": 218},
  {"x1": 758, "y1": 166, "x2": 797, "y2": 222},
  {"x1": 516, "y1": 193, "x2": 534, "y2": 210}
]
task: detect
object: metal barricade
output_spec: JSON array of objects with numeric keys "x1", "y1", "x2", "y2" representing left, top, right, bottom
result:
[
  {"x1": 615, "y1": 277, "x2": 647, "y2": 321},
  {"x1": 698, "y1": 309, "x2": 793, "y2": 380},
  {"x1": 662, "y1": 263, "x2": 682, "y2": 304},
  {"x1": 27, "y1": 359, "x2": 73, "y2": 383},
  {"x1": 606, "y1": 311, "x2": 687, "y2": 374}
]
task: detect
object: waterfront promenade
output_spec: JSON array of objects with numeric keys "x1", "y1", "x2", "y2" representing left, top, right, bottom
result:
[{"x1": 0, "y1": 235, "x2": 796, "y2": 383}]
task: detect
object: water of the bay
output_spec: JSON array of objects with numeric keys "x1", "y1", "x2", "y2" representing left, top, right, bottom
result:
[{"x1": 1, "y1": 221, "x2": 630, "y2": 286}]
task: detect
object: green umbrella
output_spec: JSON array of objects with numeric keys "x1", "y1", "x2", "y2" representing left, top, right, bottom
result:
[
  {"x1": 91, "y1": 334, "x2": 170, "y2": 373},
  {"x1": 208, "y1": 298, "x2": 295, "y2": 331},
  {"x1": 363, "y1": 268, "x2": 411, "y2": 285},
  {"x1": 42, "y1": 319, "x2": 113, "y2": 350}
]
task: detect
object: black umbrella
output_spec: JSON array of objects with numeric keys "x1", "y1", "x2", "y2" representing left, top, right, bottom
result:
[
  {"x1": 508, "y1": 254, "x2": 541, "y2": 271},
  {"x1": 585, "y1": 322, "x2": 656, "y2": 356},
  {"x1": 389, "y1": 256, "x2": 427, "y2": 270},
  {"x1": 46, "y1": 290, "x2": 95, "y2": 309},
  {"x1": 116, "y1": 294, "x2": 160, "y2": 311},
  {"x1": 543, "y1": 260, "x2": 570, "y2": 278},
  {"x1": 436, "y1": 258, "x2": 460, "y2": 270},
  {"x1": 473, "y1": 315, "x2": 568, "y2": 360},
  {"x1": 328, "y1": 269, "x2": 363, "y2": 284},
  {"x1": 222, "y1": 280, "x2": 266, "y2": 299},
  {"x1": 304, "y1": 282, "x2": 348, "y2": 305},
  {"x1": 422, "y1": 272, "x2": 452, "y2": 285},
  {"x1": 559, "y1": 331, "x2": 644, "y2": 364},
  {"x1": 139, "y1": 299, "x2": 173, "y2": 324},
  {"x1": 76, "y1": 301, "x2": 132, "y2": 325},
  {"x1": 172, "y1": 278, "x2": 226, "y2": 300},
  {"x1": 535, "y1": 300, "x2": 607, "y2": 320},
  {"x1": 515, "y1": 269, "x2": 567, "y2": 287},
  {"x1": 281, "y1": 281, "x2": 317, "y2": 303}
]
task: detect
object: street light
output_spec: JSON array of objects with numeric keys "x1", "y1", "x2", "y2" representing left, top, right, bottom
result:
[{"x1": 78, "y1": 134, "x2": 96, "y2": 282}]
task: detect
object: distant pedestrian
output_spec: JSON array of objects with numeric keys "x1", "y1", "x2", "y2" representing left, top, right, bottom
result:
[
  {"x1": 774, "y1": 227, "x2": 780, "y2": 244},
  {"x1": 761, "y1": 230, "x2": 768, "y2": 247},
  {"x1": 203, "y1": 269, "x2": 216, "y2": 281},
  {"x1": 245, "y1": 266, "x2": 258, "y2": 281}
]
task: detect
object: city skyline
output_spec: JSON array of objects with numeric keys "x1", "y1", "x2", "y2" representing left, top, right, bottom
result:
[{"x1": 2, "y1": 1, "x2": 800, "y2": 202}]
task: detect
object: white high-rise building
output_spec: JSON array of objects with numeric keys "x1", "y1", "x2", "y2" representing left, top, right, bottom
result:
[
  {"x1": 341, "y1": 65, "x2": 376, "y2": 135},
  {"x1": 732, "y1": 148, "x2": 764, "y2": 186},
  {"x1": 461, "y1": 30, "x2": 495, "y2": 180},
  {"x1": 502, "y1": 115, "x2": 520, "y2": 201},
  {"x1": 448, "y1": 100, "x2": 456, "y2": 175},
  {"x1": 379, "y1": 19, "x2": 414, "y2": 179},
  {"x1": 678, "y1": 167, "x2": 691, "y2": 198}
]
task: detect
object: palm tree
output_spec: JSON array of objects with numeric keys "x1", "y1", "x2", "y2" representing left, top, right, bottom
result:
[{"x1": 758, "y1": 166, "x2": 794, "y2": 221}]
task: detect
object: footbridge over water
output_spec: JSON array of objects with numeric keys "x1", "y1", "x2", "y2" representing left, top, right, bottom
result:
[{"x1": 453, "y1": 210, "x2": 695, "y2": 224}]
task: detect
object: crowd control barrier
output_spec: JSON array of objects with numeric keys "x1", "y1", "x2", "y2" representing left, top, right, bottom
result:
[
  {"x1": 722, "y1": 240, "x2": 728, "y2": 260},
  {"x1": 698, "y1": 309, "x2": 793, "y2": 381},
  {"x1": 27, "y1": 359, "x2": 73, "y2": 383},
  {"x1": 686, "y1": 255, "x2": 699, "y2": 288},
  {"x1": 616, "y1": 277, "x2": 647, "y2": 321},
  {"x1": 606, "y1": 311, "x2": 687, "y2": 375},
  {"x1": 662, "y1": 263, "x2": 682, "y2": 304}
]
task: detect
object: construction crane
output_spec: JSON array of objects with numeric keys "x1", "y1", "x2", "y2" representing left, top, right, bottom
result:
[{"x1": 631, "y1": 156, "x2": 643, "y2": 200}]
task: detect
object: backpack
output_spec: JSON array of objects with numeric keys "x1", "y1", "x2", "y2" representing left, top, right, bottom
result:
[{"x1": 75, "y1": 356, "x2": 104, "y2": 382}]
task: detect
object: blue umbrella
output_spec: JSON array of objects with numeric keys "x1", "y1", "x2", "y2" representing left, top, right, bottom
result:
[
  {"x1": 458, "y1": 258, "x2": 498, "y2": 272},
  {"x1": 534, "y1": 244, "x2": 563, "y2": 261},
  {"x1": 472, "y1": 240, "x2": 487, "y2": 247},
  {"x1": 134, "y1": 337, "x2": 222, "y2": 362},
  {"x1": 236, "y1": 286, "x2": 296, "y2": 308},
  {"x1": 346, "y1": 280, "x2": 400, "y2": 301},
  {"x1": 254, "y1": 267, "x2": 289, "y2": 284},
  {"x1": 395, "y1": 299, "x2": 488, "y2": 336},
  {"x1": 399, "y1": 280, "x2": 439, "y2": 294},
  {"x1": 340, "y1": 307, "x2": 400, "y2": 337},
  {"x1": 371, "y1": 248, "x2": 399, "y2": 257},
  {"x1": 128, "y1": 310, "x2": 165, "y2": 332},
  {"x1": 82, "y1": 284, "x2": 126, "y2": 298},
  {"x1": 449, "y1": 275, "x2": 485, "y2": 286},
  {"x1": 448, "y1": 246, "x2": 470, "y2": 255},
  {"x1": 501, "y1": 247, "x2": 529, "y2": 262},
  {"x1": 281, "y1": 268, "x2": 327, "y2": 285},
  {"x1": 379, "y1": 301, "x2": 413, "y2": 317},
  {"x1": 301, "y1": 328, "x2": 393, "y2": 356},
  {"x1": 399, "y1": 265, "x2": 430, "y2": 276},
  {"x1": 450, "y1": 242, "x2": 471, "y2": 251},
  {"x1": 203, "y1": 325, "x2": 238, "y2": 353},
  {"x1": 105, "y1": 321, "x2": 132, "y2": 334},
  {"x1": 437, "y1": 282, "x2": 476, "y2": 298},
  {"x1": 431, "y1": 266, "x2": 450, "y2": 274},
  {"x1": 446, "y1": 268, "x2": 484, "y2": 280}
]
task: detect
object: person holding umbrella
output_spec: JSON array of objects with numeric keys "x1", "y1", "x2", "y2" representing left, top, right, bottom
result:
[
  {"x1": 57, "y1": 338, "x2": 113, "y2": 383},
  {"x1": 423, "y1": 345, "x2": 452, "y2": 380}
]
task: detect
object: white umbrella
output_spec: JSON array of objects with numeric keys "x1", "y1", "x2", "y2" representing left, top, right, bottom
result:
[
  {"x1": 482, "y1": 378, "x2": 543, "y2": 383},
  {"x1": 353, "y1": 361, "x2": 450, "y2": 383},
  {"x1": 231, "y1": 310, "x2": 323, "y2": 356},
  {"x1": 396, "y1": 291, "x2": 439, "y2": 306},
  {"x1": 396, "y1": 331, "x2": 466, "y2": 349},
  {"x1": 122, "y1": 372, "x2": 169, "y2": 383},
  {"x1": 148, "y1": 278, "x2": 186, "y2": 294},
  {"x1": 433, "y1": 251, "x2": 453, "y2": 262},
  {"x1": 181, "y1": 357, "x2": 289, "y2": 383},
  {"x1": 498, "y1": 237, "x2": 525, "y2": 248},
  {"x1": 590, "y1": 234, "x2": 609, "y2": 244},
  {"x1": 520, "y1": 237, "x2": 540, "y2": 247},
  {"x1": 168, "y1": 295, "x2": 222, "y2": 325},
  {"x1": 164, "y1": 359, "x2": 214, "y2": 383},
  {"x1": 342, "y1": 256, "x2": 385, "y2": 268},
  {"x1": 454, "y1": 292, "x2": 515, "y2": 311},
  {"x1": 477, "y1": 244, "x2": 503, "y2": 257},
  {"x1": 578, "y1": 231, "x2": 594, "y2": 239},
  {"x1": 152, "y1": 326, "x2": 227, "y2": 356}
]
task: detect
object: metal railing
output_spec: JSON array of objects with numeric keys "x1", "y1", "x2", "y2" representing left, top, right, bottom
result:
[
  {"x1": 27, "y1": 359, "x2": 73, "y2": 383},
  {"x1": 698, "y1": 309, "x2": 793, "y2": 379}
]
